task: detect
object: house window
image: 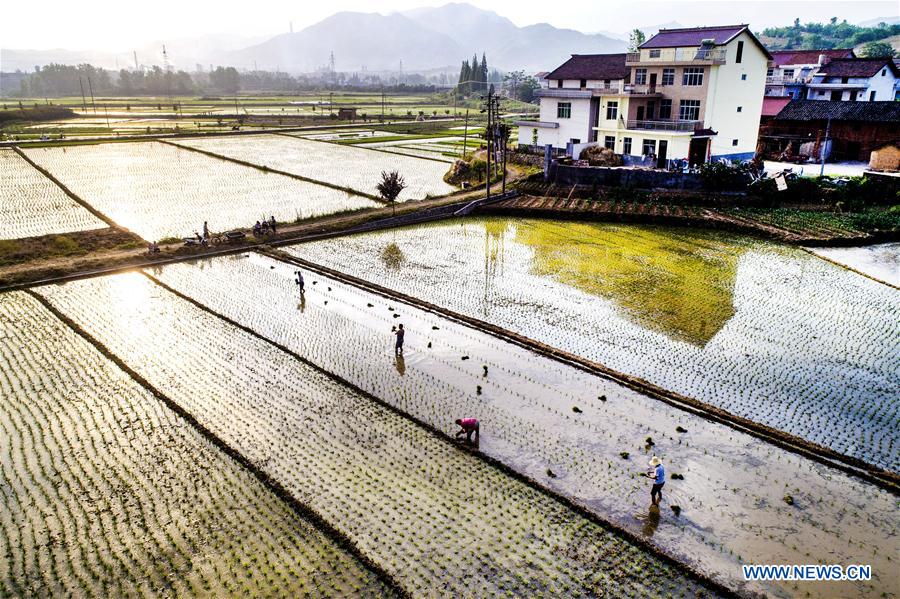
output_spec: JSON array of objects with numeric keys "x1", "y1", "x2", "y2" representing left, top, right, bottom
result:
[
  {"x1": 659, "y1": 99, "x2": 672, "y2": 119},
  {"x1": 741, "y1": 73, "x2": 747, "y2": 80},
  {"x1": 882, "y1": 69, "x2": 886, "y2": 76},
  {"x1": 623, "y1": 137, "x2": 632, "y2": 154},
  {"x1": 635, "y1": 68, "x2": 647, "y2": 85},
  {"x1": 841, "y1": 76, "x2": 848, "y2": 84},
  {"x1": 604, "y1": 136, "x2": 615, "y2": 149},
  {"x1": 736, "y1": 106, "x2": 743, "y2": 112},
  {"x1": 649, "y1": 49, "x2": 661, "y2": 58},
  {"x1": 557, "y1": 102, "x2": 571, "y2": 118},
  {"x1": 732, "y1": 139, "x2": 739, "y2": 146},
  {"x1": 580, "y1": 79, "x2": 587, "y2": 88},
  {"x1": 767, "y1": 67, "x2": 774, "y2": 77},
  {"x1": 606, "y1": 101, "x2": 618, "y2": 120},
  {"x1": 869, "y1": 90, "x2": 876, "y2": 101},
  {"x1": 557, "y1": 79, "x2": 563, "y2": 88},
  {"x1": 783, "y1": 69, "x2": 794, "y2": 79},
  {"x1": 735, "y1": 40, "x2": 744, "y2": 63},
  {"x1": 642, "y1": 139, "x2": 656, "y2": 156},
  {"x1": 683, "y1": 67, "x2": 704, "y2": 86},
  {"x1": 679, "y1": 99, "x2": 701, "y2": 121},
  {"x1": 661, "y1": 68, "x2": 675, "y2": 85}
]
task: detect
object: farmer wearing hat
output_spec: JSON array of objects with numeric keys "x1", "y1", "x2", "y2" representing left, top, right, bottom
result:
[{"x1": 647, "y1": 456, "x2": 665, "y2": 505}]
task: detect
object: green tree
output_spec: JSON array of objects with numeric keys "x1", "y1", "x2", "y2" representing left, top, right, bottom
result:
[
  {"x1": 627, "y1": 29, "x2": 646, "y2": 53},
  {"x1": 480, "y1": 53, "x2": 489, "y2": 93},
  {"x1": 376, "y1": 170, "x2": 407, "y2": 215},
  {"x1": 860, "y1": 41, "x2": 896, "y2": 58}
]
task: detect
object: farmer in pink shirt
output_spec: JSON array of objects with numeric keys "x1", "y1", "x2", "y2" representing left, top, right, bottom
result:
[{"x1": 455, "y1": 418, "x2": 480, "y2": 443}]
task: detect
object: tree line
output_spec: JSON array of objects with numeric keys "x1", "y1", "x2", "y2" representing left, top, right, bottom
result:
[
  {"x1": 762, "y1": 18, "x2": 899, "y2": 55},
  {"x1": 456, "y1": 53, "x2": 502, "y2": 96},
  {"x1": 8, "y1": 63, "x2": 464, "y2": 97}
]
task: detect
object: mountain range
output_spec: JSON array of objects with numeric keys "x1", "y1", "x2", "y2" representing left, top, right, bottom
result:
[{"x1": 2, "y1": 3, "x2": 625, "y2": 74}]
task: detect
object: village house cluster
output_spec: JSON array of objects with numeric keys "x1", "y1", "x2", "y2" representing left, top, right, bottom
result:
[{"x1": 516, "y1": 24, "x2": 900, "y2": 169}]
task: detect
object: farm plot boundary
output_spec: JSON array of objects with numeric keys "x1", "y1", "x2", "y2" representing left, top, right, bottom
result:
[
  {"x1": 800, "y1": 247, "x2": 899, "y2": 291},
  {"x1": 23, "y1": 288, "x2": 409, "y2": 599},
  {"x1": 138, "y1": 270, "x2": 739, "y2": 598},
  {"x1": 11, "y1": 146, "x2": 122, "y2": 230},
  {"x1": 159, "y1": 139, "x2": 385, "y2": 203},
  {"x1": 263, "y1": 248, "x2": 900, "y2": 493},
  {"x1": 276, "y1": 132, "x2": 456, "y2": 166}
]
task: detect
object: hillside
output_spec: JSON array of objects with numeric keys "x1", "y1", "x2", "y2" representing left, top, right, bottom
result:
[{"x1": 759, "y1": 18, "x2": 900, "y2": 52}]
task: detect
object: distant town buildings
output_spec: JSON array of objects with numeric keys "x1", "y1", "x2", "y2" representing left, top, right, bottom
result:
[
  {"x1": 765, "y1": 49, "x2": 855, "y2": 99},
  {"x1": 516, "y1": 25, "x2": 770, "y2": 165}
]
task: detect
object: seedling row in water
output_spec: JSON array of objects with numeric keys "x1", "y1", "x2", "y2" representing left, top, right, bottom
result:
[{"x1": 148, "y1": 253, "x2": 896, "y2": 599}]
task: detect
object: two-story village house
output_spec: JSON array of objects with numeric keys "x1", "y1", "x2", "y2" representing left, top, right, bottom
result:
[{"x1": 518, "y1": 25, "x2": 771, "y2": 166}]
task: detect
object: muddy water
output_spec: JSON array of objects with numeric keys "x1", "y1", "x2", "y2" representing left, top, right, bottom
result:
[
  {"x1": 152, "y1": 253, "x2": 899, "y2": 599},
  {"x1": 808, "y1": 243, "x2": 899, "y2": 287},
  {"x1": 292, "y1": 218, "x2": 900, "y2": 472}
]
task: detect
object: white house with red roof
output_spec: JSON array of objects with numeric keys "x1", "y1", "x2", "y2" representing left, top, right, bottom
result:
[
  {"x1": 805, "y1": 57, "x2": 899, "y2": 102},
  {"x1": 765, "y1": 49, "x2": 855, "y2": 98},
  {"x1": 517, "y1": 24, "x2": 770, "y2": 164}
]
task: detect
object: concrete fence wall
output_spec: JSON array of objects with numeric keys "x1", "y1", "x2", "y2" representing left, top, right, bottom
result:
[{"x1": 548, "y1": 162, "x2": 704, "y2": 190}]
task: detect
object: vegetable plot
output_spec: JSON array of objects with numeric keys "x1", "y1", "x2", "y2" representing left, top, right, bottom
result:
[
  {"x1": 150, "y1": 252, "x2": 899, "y2": 599},
  {"x1": 0, "y1": 149, "x2": 105, "y2": 239},
  {"x1": 0, "y1": 291, "x2": 392, "y2": 598},
  {"x1": 21, "y1": 141, "x2": 377, "y2": 241},
  {"x1": 172, "y1": 134, "x2": 456, "y2": 200},
  {"x1": 292, "y1": 217, "x2": 900, "y2": 471},
  {"x1": 37, "y1": 273, "x2": 718, "y2": 599}
]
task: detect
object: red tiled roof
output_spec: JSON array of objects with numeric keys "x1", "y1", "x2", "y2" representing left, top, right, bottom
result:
[
  {"x1": 762, "y1": 96, "x2": 792, "y2": 117},
  {"x1": 817, "y1": 58, "x2": 900, "y2": 78},
  {"x1": 770, "y1": 49, "x2": 855, "y2": 67},
  {"x1": 545, "y1": 54, "x2": 629, "y2": 81},
  {"x1": 641, "y1": 25, "x2": 747, "y2": 48}
]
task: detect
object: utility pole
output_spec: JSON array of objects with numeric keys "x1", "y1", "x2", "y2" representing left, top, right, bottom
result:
[
  {"x1": 78, "y1": 77, "x2": 87, "y2": 112},
  {"x1": 87, "y1": 77, "x2": 97, "y2": 114},
  {"x1": 483, "y1": 86, "x2": 494, "y2": 199},
  {"x1": 819, "y1": 117, "x2": 831, "y2": 177},
  {"x1": 381, "y1": 86, "x2": 385, "y2": 122},
  {"x1": 462, "y1": 109, "x2": 470, "y2": 155},
  {"x1": 133, "y1": 50, "x2": 139, "y2": 71}
]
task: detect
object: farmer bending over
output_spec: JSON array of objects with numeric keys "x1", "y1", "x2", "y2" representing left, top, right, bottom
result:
[{"x1": 455, "y1": 418, "x2": 479, "y2": 443}]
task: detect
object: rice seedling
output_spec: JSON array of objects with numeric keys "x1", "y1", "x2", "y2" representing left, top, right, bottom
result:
[{"x1": 0, "y1": 148, "x2": 105, "y2": 239}]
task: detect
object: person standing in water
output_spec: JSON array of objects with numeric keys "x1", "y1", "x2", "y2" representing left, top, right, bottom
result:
[
  {"x1": 295, "y1": 271, "x2": 305, "y2": 293},
  {"x1": 647, "y1": 456, "x2": 665, "y2": 506},
  {"x1": 393, "y1": 323, "x2": 405, "y2": 354}
]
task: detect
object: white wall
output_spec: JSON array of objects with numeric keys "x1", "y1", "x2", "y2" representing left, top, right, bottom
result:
[
  {"x1": 705, "y1": 31, "x2": 767, "y2": 158},
  {"x1": 536, "y1": 96, "x2": 593, "y2": 147}
]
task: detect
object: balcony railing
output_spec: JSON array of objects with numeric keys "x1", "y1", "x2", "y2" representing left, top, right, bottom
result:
[
  {"x1": 535, "y1": 88, "x2": 593, "y2": 99},
  {"x1": 765, "y1": 76, "x2": 811, "y2": 85},
  {"x1": 626, "y1": 48, "x2": 727, "y2": 64},
  {"x1": 805, "y1": 81, "x2": 867, "y2": 89},
  {"x1": 626, "y1": 119, "x2": 702, "y2": 132}
]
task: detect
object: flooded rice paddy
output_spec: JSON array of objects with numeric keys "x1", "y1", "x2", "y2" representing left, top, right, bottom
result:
[
  {"x1": 0, "y1": 148, "x2": 106, "y2": 239},
  {"x1": 809, "y1": 242, "x2": 899, "y2": 287},
  {"x1": 293, "y1": 217, "x2": 900, "y2": 471},
  {"x1": 171, "y1": 134, "x2": 456, "y2": 200},
  {"x1": 21, "y1": 142, "x2": 377, "y2": 240},
  {"x1": 141, "y1": 251, "x2": 897, "y2": 599},
  {"x1": 32, "y1": 273, "x2": 714, "y2": 598}
]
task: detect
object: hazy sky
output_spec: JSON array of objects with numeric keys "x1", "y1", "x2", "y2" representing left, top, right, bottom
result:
[{"x1": 1, "y1": 0, "x2": 896, "y2": 50}]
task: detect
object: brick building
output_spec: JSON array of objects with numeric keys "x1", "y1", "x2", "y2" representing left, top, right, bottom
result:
[{"x1": 758, "y1": 100, "x2": 900, "y2": 162}]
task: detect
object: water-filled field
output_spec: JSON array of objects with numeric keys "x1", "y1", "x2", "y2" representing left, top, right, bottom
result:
[
  {"x1": 0, "y1": 292, "x2": 392, "y2": 598},
  {"x1": 0, "y1": 149, "x2": 105, "y2": 239},
  {"x1": 809, "y1": 242, "x2": 899, "y2": 287},
  {"x1": 21, "y1": 142, "x2": 377, "y2": 240},
  {"x1": 292, "y1": 217, "x2": 900, "y2": 471},
  {"x1": 33, "y1": 273, "x2": 715, "y2": 598},
  {"x1": 172, "y1": 134, "x2": 456, "y2": 200},
  {"x1": 145, "y1": 251, "x2": 898, "y2": 598}
]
